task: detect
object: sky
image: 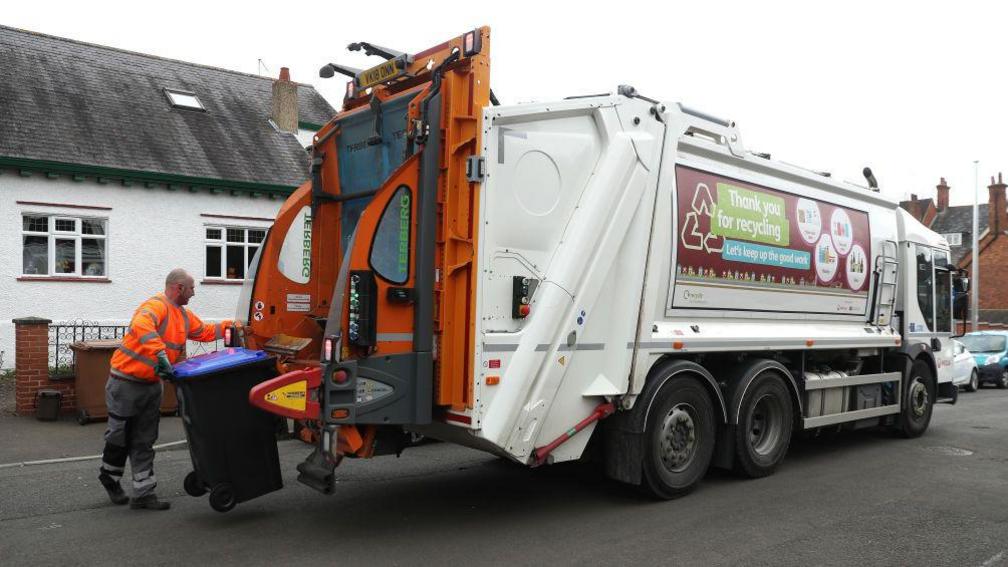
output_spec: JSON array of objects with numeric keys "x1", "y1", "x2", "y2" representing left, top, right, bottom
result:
[{"x1": 4, "y1": 1, "x2": 1005, "y2": 206}]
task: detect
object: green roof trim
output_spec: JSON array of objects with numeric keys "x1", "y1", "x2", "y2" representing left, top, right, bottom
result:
[
  {"x1": 298, "y1": 120, "x2": 325, "y2": 131},
  {"x1": 0, "y1": 156, "x2": 299, "y2": 197}
]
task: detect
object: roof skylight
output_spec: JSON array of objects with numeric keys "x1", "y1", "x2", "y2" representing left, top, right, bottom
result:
[{"x1": 164, "y1": 88, "x2": 205, "y2": 111}]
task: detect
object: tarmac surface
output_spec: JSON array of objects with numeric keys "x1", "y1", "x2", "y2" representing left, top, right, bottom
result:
[{"x1": 1, "y1": 386, "x2": 1006, "y2": 566}]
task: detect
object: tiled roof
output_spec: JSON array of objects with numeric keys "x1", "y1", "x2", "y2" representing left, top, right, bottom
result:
[
  {"x1": 931, "y1": 204, "x2": 990, "y2": 263},
  {"x1": 0, "y1": 25, "x2": 336, "y2": 189}
]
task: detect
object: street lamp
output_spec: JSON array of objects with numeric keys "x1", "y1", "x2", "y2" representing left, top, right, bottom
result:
[{"x1": 972, "y1": 160, "x2": 979, "y2": 332}]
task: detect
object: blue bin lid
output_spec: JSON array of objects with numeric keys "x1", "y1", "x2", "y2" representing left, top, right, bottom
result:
[{"x1": 172, "y1": 347, "x2": 269, "y2": 379}]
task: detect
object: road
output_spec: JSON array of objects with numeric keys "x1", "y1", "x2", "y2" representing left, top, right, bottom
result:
[{"x1": 2, "y1": 389, "x2": 1007, "y2": 566}]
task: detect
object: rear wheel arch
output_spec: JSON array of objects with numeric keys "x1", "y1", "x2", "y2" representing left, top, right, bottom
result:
[{"x1": 639, "y1": 358, "x2": 728, "y2": 427}]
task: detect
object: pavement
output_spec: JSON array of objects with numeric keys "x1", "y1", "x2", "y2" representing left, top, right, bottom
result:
[
  {"x1": 0, "y1": 373, "x2": 186, "y2": 464},
  {"x1": 1, "y1": 382, "x2": 1007, "y2": 566}
]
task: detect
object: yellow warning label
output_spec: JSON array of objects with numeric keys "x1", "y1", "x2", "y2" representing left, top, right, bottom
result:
[{"x1": 263, "y1": 380, "x2": 307, "y2": 412}]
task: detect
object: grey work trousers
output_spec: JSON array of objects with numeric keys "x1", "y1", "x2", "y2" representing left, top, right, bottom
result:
[{"x1": 99, "y1": 377, "x2": 163, "y2": 497}]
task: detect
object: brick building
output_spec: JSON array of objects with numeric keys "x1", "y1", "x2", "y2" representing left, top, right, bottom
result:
[{"x1": 900, "y1": 174, "x2": 1008, "y2": 324}]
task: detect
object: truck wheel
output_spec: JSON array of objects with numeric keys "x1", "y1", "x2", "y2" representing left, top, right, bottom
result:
[
  {"x1": 640, "y1": 378, "x2": 716, "y2": 499},
  {"x1": 733, "y1": 372, "x2": 793, "y2": 478},
  {"x1": 998, "y1": 370, "x2": 1008, "y2": 389},
  {"x1": 966, "y1": 370, "x2": 979, "y2": 393},
  {"x1": 209, "y1": 483, "x2": 236, "y2": 512},
  {"x1": 899, "y1": 360, "x2": 934, "y2": 438},
  {"x1": 184, "y1": 471, "x2": 207, "y2": 497}
]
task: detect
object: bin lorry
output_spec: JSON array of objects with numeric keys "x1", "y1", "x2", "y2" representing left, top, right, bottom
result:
[{"x1": 234, "y1": 26, "x2": 968, "y2": 499}]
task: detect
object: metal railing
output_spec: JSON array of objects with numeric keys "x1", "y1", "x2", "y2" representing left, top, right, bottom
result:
[
  {"x1": 47, "y1": 320, "x2": 227, "y2": 379},
  {"x1": 48, "y1": 320, "x2": 128, "y2": 379}
]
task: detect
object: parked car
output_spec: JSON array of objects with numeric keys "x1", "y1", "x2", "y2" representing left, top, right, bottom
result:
[
  {"x1": 951, "y1": 339, "x2": 980, "y2": 392},
  {"x1": 959, "y1": 332, "x2": 1008, "y2": 389}
]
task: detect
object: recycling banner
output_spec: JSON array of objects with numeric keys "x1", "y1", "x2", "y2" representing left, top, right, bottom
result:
[{"x1": 672, "y1": 166, "x2": 872, "y2": 315}]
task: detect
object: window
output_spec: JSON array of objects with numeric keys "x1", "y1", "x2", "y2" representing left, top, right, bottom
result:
[
  {"x1": 369, "y1": 185, "x2": 412, "y2": 284},
  {"x1": 205, "y1": 226, "x2": 267, "y2": 280},
  {"x1": 934, "y1": 251, "x2": 952, "y2": 333},
  {"x1": 21, "y1": 214, "x2": 107, "y2": 277},
  {"x1": 915, "y1": 245, "x2": 934, "y2": 331},
  {"x1": 942, "y1": 233, "x2": 963, "y2": 246},
  {"x1": 164, "y1": 88, "x2": 205, "y2": 111}
]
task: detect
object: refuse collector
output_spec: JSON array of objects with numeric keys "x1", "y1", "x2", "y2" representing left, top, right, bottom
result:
[{"x1": 98, "y1": 268, "x2": 238, "y2": 510}]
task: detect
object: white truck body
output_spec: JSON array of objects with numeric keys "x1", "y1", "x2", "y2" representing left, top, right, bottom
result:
[{"x1": 420, "y1": 94, "x2": 955, "y2": 467}]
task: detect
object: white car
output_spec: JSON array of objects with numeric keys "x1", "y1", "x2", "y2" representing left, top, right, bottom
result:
[{"x1": 952, "y1": 339, "x2": 980, "y2": 392}]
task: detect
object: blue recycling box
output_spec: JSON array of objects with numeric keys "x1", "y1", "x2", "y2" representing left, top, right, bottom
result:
[{"x1": 171, "y1": 348, "x2": 282, "y2": 512}]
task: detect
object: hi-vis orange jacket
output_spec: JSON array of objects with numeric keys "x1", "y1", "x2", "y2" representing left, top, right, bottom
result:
[{"x1": 111, "y1": 293, "x2": 232, "y2": 383}]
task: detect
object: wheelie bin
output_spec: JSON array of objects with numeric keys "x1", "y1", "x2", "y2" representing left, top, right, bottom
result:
[
  {"x1": 71, "y1": 339, "x2": 178, "y2": 425},
  {"x1": 171, "y1": 347, "x2": 282, "y2": 512}
]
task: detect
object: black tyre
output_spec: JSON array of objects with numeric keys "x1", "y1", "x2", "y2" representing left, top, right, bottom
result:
[
  {"x1": 998, "y1": 369, "x2": 1008, "y2": 389},
  {"x1": 734, "y1": 372, "x2": 794, "y2": 478},
  {"x1": 183, "y1": 471, "x2": 207, "y2": 497},
  {"x1": 966, "y1": 370, "x2": 979, "y2": 393},
  {"x1": 76, "y1": 409, "x2": 89, "y2": 426},
  {"x1": 640, "y1": 378, "x2": 716, "y2": 499},
  {"x1": 899, "y1": 360, "x2": 935, "y2": 438},
  {"x1": 209, "y1": 483, "x2": 236, "y2": 513}
]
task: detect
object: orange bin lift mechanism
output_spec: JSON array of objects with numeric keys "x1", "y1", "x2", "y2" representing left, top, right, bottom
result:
[
  {"x1": 429, "y1": 33, "x2": 489, "y2": 410},
  {"x1": 246, "y1": 28, "x2": 491, "y2": 452},
  {"x1": 341, "y1": 28, "x2": 491, "y2": 411}
]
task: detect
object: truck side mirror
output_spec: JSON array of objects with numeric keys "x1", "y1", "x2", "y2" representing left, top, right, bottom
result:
[{"x1": 953, "y1": 292, "x2": 969, "y2": 320}]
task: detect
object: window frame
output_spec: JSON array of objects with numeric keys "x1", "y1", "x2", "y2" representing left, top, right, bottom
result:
[
  {"x1": 204, "y1": 224, "x2": 268, "y2": 282},
  {"x1": 163, "y1": 88, "x2": 206, "y2": 111},
  {"x1": 368, "y1": 185, "x2": 413, "y2": 285},
  {"x1": 21, "y1": 213, "x2": 108, "y2": 278}
]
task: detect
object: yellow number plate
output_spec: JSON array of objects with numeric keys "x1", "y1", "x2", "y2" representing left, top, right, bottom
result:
[{"x1": 357, "y1": 59, "x2": 403, "y2": 89}]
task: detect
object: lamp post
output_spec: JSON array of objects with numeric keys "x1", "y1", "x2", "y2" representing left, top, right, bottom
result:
[{"x1": 972, "y1": 160, "x2": 980, "y2": 332}]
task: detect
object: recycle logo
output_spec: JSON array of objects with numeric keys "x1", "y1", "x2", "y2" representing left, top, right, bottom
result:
[{"x1": 681, "y1": 183, "x2": 724, "y2": 254}]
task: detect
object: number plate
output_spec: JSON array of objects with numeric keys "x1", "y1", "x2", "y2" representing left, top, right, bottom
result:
[{"x1": 357, "y1": 59, "x2": 404, "y2": 89}]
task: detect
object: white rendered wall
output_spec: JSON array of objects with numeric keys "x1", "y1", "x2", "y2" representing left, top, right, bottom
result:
[{"x1": 0, "y1": 172, "x2": 286, "y2": 369}]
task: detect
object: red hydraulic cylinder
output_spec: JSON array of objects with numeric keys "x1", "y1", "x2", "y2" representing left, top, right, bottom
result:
[{"x1": 532, "y1": 402, "x2": 616, "y2": 466}]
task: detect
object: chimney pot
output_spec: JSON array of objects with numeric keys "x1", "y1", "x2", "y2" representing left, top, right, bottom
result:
[
  {"x1": 936, "y1": 177, "x2": 950, "y2": 211},
  {"x1": 911, "y1": 193, "x2": 918, "y2": 201},
  {"x1": 988, "y1": 174, "x2": 1008, "y2": 234},
  {"x1": 271, "y1": 66, "x2": 298, "y2": 134}
]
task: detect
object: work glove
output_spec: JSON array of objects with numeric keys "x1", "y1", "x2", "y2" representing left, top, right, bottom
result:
[{"x1": 155, "y1": 351, "x2": 175, "y2": 379}]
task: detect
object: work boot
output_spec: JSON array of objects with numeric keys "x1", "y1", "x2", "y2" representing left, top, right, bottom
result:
[
  {"x1": 130, "y1": 494, "x2": 171, "y2": 511},
  {"x1": 98, "y1": 473, "x2": 128, "y2": 505}
]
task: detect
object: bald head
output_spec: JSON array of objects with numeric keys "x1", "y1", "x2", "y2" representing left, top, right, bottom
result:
[
  {"x1": 165, "y1": 269, "x2": 191, "y2": 287},
  {"x1": 164, "y1": 269, "x2": 196, "y2": 306}
]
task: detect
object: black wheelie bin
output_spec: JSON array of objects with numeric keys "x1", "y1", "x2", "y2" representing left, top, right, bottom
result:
[{"x1": 171, "y1": 348, "x2": 282, "y2": 512}]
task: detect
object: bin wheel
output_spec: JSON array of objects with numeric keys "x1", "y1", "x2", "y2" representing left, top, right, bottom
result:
[
  {"x1": 183, "y1": 471, "x2": 207, "y2": 497},
  {"x1": 76, "y1": 409, "x2": 90, "y2": 426},
  {"x1": 209, "y1": 483, "x2": 236, "y2": 513}
]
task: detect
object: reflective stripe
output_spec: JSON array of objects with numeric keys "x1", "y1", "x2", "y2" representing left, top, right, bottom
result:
[
  {"x1": 181, "y1": 307, "x2": 190, "y2": 336},
  {"x1": 111, "y1": 369, "x2": 156, "y2": 383},
  {"x1": 163, "y1": 340, "x2": 185, "y2": 351},
  {"x1": 133, "y1": 475, "x2": 157, "y2": 490},
  {"x1": 157, "y1": 313, "x2": 170, "y2": 336},
  {"x1": 190, "y1": 324, "x2": 206, "y2": 339},
  {"x1": 139, "y1": 309, "x2": 159, "y2": 328},
  {"x1": 133, "y1": 469, "x2": 154, "y2": 480},
  {"x1": 138, "y1": 332, "x2": 160, "y2": 344},
  {"x1": 214, "y1": 324, "x2": 222, "y2": 341},
  {"x1": 101, "y1": 461, "x2": 125, "y2": 474},
  {"x1": 116, "y1": 346, "x2": 157, "y2": 369}
]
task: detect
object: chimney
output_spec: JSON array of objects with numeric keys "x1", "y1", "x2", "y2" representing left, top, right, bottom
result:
[
  {"x1": 271, "y1": 67, "x2": 298, "y2": 134},
  {"x1": 936, "y1": 177, "x2": 950, "y2": 211},
  {"x1": 987, "y1": 172, "x2": 1008, "y2": 235}
]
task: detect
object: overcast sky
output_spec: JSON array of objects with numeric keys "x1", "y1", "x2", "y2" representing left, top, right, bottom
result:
[{"x1": 6, "y1": 1, "x2": 1005, "y2": 206}]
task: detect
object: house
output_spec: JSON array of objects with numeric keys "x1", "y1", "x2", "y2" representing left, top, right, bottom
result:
[
  {"x1": 899, "y1": 175, "x2": 1008, "y2": 325},
  {"x1": 0, "y1": 25, "x2": 336, "y2": 368}
]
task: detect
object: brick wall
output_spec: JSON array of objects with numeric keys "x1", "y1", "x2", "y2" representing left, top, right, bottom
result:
[{"x1": 13, "y1": 317, "x2": 75, "y2": 416}]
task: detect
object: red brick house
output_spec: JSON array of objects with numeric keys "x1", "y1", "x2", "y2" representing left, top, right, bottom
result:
[{"x1": 900, "y1": 174, "x2": 1008, "y2": 324}]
